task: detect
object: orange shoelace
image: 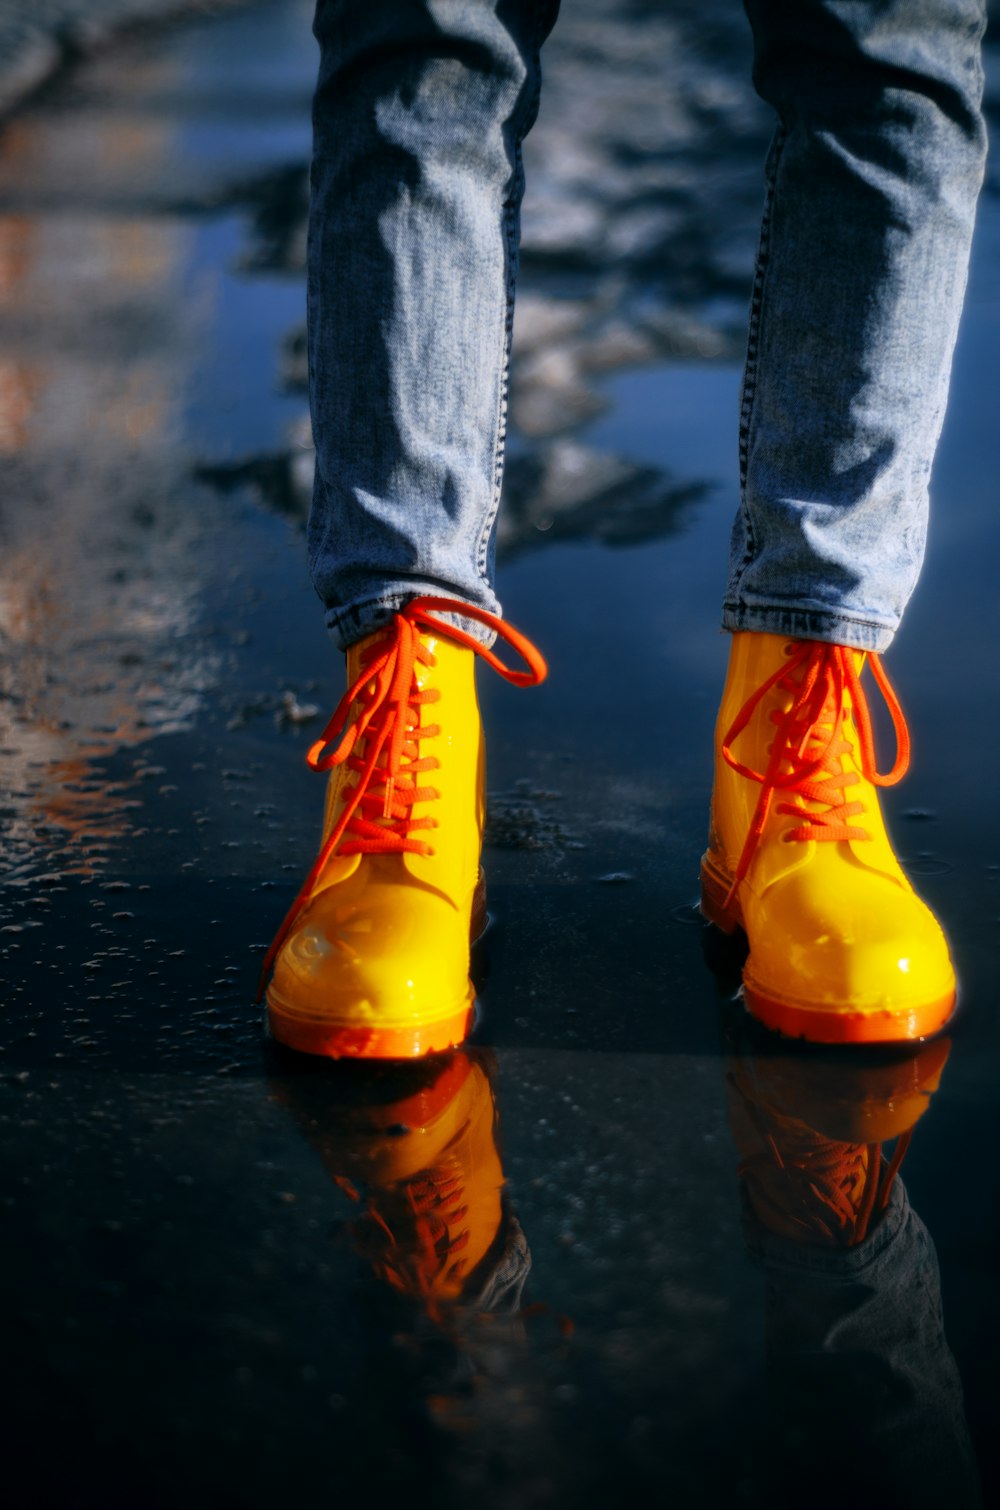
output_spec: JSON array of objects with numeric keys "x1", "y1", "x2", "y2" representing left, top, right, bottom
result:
[
  {"x1": 260, "y1": 596, "x2": 547, "y2": 992},
  {"x1": 336, "y1": 1156, "x2": 473, "y2": 1317},
  {"x1": 721, "y1": 640, "x2": 910, "y2": 908},
  {"x1": 733, "y1": 1076, "x2": 913, "y2": 1246},
  {"x1": 371, "y1": 1157, "x2": 473, "y2": 1314}
]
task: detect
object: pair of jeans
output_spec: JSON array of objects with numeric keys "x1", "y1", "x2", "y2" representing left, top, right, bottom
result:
[{"x1": 306, "y1": 0, "x2": 987, "y2": 655}]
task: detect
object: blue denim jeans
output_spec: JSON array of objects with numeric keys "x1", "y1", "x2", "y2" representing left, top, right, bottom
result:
[
  {"x1": 307, "y1": 0, "x2": 986, "y2": 654},
  {"x1": 726, "y1": 0, "x2": 987, "y2": 652},
  {"x1": 307, "y1": 0, "x2": 559, "y2": 649}
]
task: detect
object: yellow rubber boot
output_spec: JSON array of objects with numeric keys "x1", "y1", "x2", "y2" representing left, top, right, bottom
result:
[
  {"x1": 262, "y1": 596, "x2": 546, "y2": 1058},
  {"x1": 701, "y1": 631, "x2": 956, "y2": 1043}
]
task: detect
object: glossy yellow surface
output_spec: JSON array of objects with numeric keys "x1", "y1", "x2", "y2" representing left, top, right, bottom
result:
[
  {"x1": 269, "y1": 1050, "x2": 506, "y2": 1306},
  {"x1": 323, "y1": 1053, "x2": 504, "y2": 1303},
  {"x1": 702, "y1": 632, "x2": 956, "y2": 1041},
  {"x1": 267, "y1": 630, "x2": 486, "y2": 1056}
]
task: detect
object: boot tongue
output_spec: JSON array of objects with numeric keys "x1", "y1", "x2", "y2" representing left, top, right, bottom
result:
[
  {"x1": 745, "y1": 686, "x2": 858, "y2": 895},
  {"x1": 370, "y1": 725, "x2": 414, "y2": 829},
  {"x1": 310, "y1": 712, "x2": 415, "y2": 897},
  {"x1": 342, "y1": 659, "x2": 427, "y2": 841},
  {"x1": 413, "y1": 637, "x2": 439, "y2": 689},
  {"x1": 774, "y1": 675, "x2": 860, "y2": 828},
  {"x1": 805, "y1": 710, "x2": 854, "y2": 811}
]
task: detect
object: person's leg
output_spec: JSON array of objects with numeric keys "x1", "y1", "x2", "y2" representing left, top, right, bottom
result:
[
  {"x1": 703, "y1": 0, "x2": 987, "y2": 1042},
  {"x1": 263, "y1": 1, "x2": 557, "y2": 1057},
  {"x1": 727, "y1": 0, "x2": 987, "y2": 653},
  {"x1": 307, "y1": 0, "x2": 560, "y2": 651}
]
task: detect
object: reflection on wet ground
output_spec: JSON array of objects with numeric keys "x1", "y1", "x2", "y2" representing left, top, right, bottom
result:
[{"x1": 1, "y1": 1, "x2": 999, "y2": 1505}]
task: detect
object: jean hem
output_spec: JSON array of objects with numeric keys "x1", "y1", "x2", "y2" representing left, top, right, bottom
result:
[
  {"x1": 721, "y1": 601, "x2": 897, "y2": 654},
  {"x1": 325, "y1": 588, "x2": 500, "y2": 652},
  {"x1": 742, "y1": 1167, "x2": 908, "y2": 1275}
]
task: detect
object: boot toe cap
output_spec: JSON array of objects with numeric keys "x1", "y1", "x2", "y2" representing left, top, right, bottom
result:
[
  {"x1": 266, "y1": 882, "x2": 475, "y2": 1056},
  {"x1": 743, "y1": 877, "x2": 956, "y2": 1041}
]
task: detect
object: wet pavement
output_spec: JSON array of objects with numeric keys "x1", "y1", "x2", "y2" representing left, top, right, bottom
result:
[{"x1": 1, "y1": 1, "x2": 999, "y2": 1505}]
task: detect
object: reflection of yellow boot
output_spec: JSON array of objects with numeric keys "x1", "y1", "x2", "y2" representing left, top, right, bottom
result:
[
  {"x1": 724, "y1": 1023, "x2": 950, "y2": 1247},
  {"x1": 701, "y1": 632, "x2": 956, "y2": 1044},
  {"x1": 342, "y1": 1052, "x2": 508, "y2": 1312},
  {"x1": 262, "y1": 597, "x2": 546, "y2": 1058},
  {"x1": 273, "y1": 1049, "x2": 523, "y2": 1316}
]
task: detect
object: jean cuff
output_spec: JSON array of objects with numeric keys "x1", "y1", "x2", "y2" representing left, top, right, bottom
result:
[
  {"x1": 325, "y1": 588, "x2": 500, "y2": 653},
  {"x1": 721, "y1": 602, "x2": 897, "y2": 654},
  {"x1": 741, "y1": 1169, "x2": 909, "y2": 1276}
]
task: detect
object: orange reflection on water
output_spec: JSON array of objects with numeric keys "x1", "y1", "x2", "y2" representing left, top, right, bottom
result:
[{"x1": 0, "y1": 48, "x2": 218, "y2": 884}]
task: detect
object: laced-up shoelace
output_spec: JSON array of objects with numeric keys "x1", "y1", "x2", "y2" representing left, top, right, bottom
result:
[
  {"x1": 260, "y1": 596, "x2": 547, "y2": 992},
  {"x1": 384, "y1": 1156, "x2": 471, "y2": 1307},
  {"x1": 733, "y1": 1076, "x2": 913, "y2": 1246},
  {"x1": 721, "y1": 640, "x2": 910, "y2": 909},
  {"x1": 340, "y1": 1154, "x2": 472, "y2": 1319}
]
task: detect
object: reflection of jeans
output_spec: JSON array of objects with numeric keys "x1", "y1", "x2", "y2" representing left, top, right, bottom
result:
[
  {"x1": 307, "y1": 0, "x2": 985, "y2": 653},
  {"x1": 746, "y1": 1178, "x2": 982, "y2": 1509}
]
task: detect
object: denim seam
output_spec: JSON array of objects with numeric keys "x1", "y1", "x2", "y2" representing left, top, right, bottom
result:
[
  {"x1": 731, "y1": 121, "x2": 786, "y2": 600},
  {"x1": 475, "y1": 0, "x2": 550, "y2": 587},
  {"x1": 477, "y1": 165, "x2": 519, "y2": 585}
]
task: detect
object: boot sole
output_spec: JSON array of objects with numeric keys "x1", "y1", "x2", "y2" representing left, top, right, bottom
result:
[
  {"x1": 700, "y1": 859, "x2": 956, "y2": 1045},
  {"x1": 263, "y1": 869, "x2": 487, "y2": 1059},
  {"x1": 265, "y1": 992, "x2": 476, "y2": 1060}
]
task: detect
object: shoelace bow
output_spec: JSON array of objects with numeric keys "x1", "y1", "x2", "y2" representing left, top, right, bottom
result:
[
  {"x1": 260, "y1": 597, "x2": 547, "y2": 992},
  {"x1": 721, "y1": 640, "x2": 910, "y2": 908}
]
